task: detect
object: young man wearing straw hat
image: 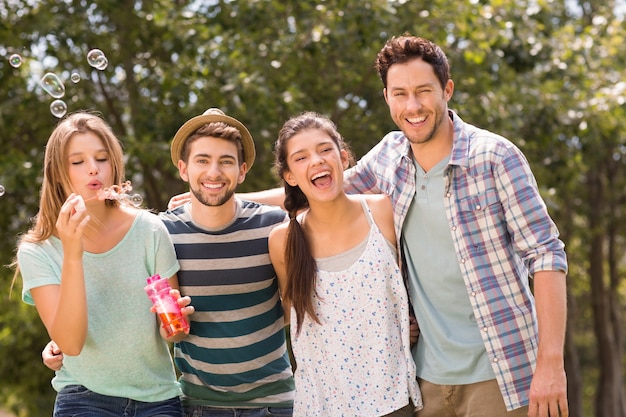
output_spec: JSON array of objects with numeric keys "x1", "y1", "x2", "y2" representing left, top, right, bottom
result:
[{"x1": 161, "y1": 108, "x2": 294, "y2": 416}]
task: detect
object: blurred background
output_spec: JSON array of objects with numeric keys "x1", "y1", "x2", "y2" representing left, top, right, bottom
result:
[{"x1": 1, "y1": 1, "x2": 625, "y2": 416}]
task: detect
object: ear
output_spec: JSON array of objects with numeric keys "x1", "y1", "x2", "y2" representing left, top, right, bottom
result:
[
  {"x1": 237, "y1": 162, "x2": 247, "y2": 185},
  {"x1": 383, "y1": 87, "x2": 389, "y2": 105},
  {"x1": 340, "y1": 149, "x2": 350, "y2": 170},
  {"x1": 283, "y1": 170, "x2": 297, "y2": 187},
  {"x1": 444, "y1": 79, "x2": 454, "y2": 102},
  {"x1": 177, "y1": 160, "x2": 189, "y2": 182}
]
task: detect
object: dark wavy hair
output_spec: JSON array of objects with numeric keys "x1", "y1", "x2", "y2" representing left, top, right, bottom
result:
[{"x1": 375, "y1": 33, "x2": 451, "y2": 90}]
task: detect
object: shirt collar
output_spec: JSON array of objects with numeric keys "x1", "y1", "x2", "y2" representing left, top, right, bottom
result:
[{"x1": 448, "y1": 109, "x2": 470, "y2": 168}]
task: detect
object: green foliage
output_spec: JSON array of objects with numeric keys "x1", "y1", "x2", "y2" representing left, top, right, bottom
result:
[{"x1": 1, "y1": 0, "x2": 626, "y2": 415}]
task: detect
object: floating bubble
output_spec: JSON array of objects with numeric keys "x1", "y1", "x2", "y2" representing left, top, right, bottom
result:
[
  {"x1": 9, "y1": 54, "x2": 22, "y2": 68},
  {"x1": 127, "y1": 193, "x2": 143, "y2": 207},
  {"x1": 70, "y1": 72, "x2": 81, "y2": 83},
  {"x1": 95, "y1": 57, "x2": 108, "y2": 71},
  {"x1": 50, "y1": 99, "x2": 68, "y2": 118},
  {"x1": 87, "y1": 49, "x2": 108, "y2": 70},
  {"x1": 40, "y1": 72, "x2": 65, "y2": 98},
  {"x1": 0, "y1": 184, "x2": 5, "y2": 196}
]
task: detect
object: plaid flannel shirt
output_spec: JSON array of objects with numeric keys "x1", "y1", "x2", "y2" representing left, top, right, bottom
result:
[{"x1": 343, "y1": 110, "x2": 567, "y2": 411}]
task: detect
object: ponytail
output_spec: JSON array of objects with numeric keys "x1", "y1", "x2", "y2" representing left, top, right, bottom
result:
[{"x1": 283, "y1": 184, "x2": 319, "y2": 334}]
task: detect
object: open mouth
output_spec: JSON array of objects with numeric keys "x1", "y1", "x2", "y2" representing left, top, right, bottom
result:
[{"x1": 311, "y1": 170, "x2": 332, "y2": 187}]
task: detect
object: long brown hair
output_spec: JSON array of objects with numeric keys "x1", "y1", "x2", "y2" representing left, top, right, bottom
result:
[{"x1": 273, "y1": 111, "x2": 354, "y2": 332}]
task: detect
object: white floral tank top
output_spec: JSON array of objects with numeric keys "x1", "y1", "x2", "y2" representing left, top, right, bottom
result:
[{"x1": 291, "y1": 198, "x2": 422, "y2": 416}]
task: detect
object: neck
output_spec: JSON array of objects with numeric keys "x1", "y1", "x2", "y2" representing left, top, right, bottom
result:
[
  {"x1": 304, "y1": 193, "x2": 354, "y2": 228},
  {"x1": 189, "y1": 196, "x2": 237, "y2": 229},
  {"x1": 81, "y1": 204, "x2": 118, "y2": 238},
  {"x1": 411, "y1": 114, "x2": 454, "y2": 172}
]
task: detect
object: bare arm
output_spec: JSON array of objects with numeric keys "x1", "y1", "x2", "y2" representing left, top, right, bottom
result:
[
  {"x1": 268, "y1": 224, "x2": 290, "y2": 325},
  {"x1": 528, "y1": 270, "x2": 568, "y2": 417},
  {"x1": 32, "y1": 195, "x2": 90, "y2": 356},
  {"x1": 168, "y1": 188, "x2": 287, "y2": 210},
  {"x1": 238, "y1": 188, "x2": 286, "y2": 209}
]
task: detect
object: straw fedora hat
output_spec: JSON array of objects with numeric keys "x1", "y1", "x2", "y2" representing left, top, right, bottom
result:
[{"x1": 170, "y1": 108, "x2": 255, "y2": 169}]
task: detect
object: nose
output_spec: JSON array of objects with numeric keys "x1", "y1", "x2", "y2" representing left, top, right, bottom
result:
[
  {"x1": 87, "y1": 159, "x2": 99, "y2": 175},
  {"x1": 206, "y1": 160, "x2": 222, "y2": 177},
  {"x1": 311, "y1": 152, "x2": 325, "y2": 166},
  {"x1": 406, "y1": 93, "x2": 422, "y2": 112}
]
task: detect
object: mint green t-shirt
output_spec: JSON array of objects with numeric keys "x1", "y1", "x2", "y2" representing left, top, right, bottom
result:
[
  {"x1": 19, "y1": 210, "x2": 181, "y2": 402},
  {"x1": 402, "y1": 156, "x2": 495, "y2": 384}
]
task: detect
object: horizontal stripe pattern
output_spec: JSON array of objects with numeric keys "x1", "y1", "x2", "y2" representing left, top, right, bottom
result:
[{"x1": 159, "y1": 200, "x2": 294, "y2": 407}]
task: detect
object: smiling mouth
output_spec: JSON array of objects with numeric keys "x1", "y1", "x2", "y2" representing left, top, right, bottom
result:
[
  {"x1": 311, "y1": 171, "x2": 332, "y2": 187},
  {"x1": 406, "y1": 116, "x2": 427, "y2": 124},
  {"x1": 202, "y1": 182, "x2": 225, "y2": 190}
]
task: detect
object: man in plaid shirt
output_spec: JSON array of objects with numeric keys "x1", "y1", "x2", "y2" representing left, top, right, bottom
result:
[{"x1": 343, "y1": 35, "x2": 568, "y2": 417}]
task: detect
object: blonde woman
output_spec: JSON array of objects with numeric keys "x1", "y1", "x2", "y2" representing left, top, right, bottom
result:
[{"x1": 15, "y1": 111, "x2": 188, "y2": 416}]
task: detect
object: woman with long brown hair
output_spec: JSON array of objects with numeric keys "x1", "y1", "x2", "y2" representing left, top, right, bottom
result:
[{"x1": 268, "y1": 112, "x2": 421, "y2": 416}]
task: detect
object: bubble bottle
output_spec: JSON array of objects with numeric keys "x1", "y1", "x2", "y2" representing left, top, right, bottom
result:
[{"x1": 144, "y1": 274, "x2": 190, "y2": 337}]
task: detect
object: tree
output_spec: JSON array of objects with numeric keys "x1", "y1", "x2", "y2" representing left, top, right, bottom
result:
[{"x1": 1, "y1": 0, "x2": 625, "y2": 415}]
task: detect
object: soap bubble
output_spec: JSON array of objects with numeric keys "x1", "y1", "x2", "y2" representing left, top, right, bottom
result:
[
  {"x1": 0, "y1": 185, "x2": 5, "y2": 196},
  {"x1": 127, "y1": 193, "x2": 143, "y2": 207},
  {"x1": 9, "y1": 54, "x2": 22, "y2": 68},
  {"x1": 95, "y1": 57, "x2": 108, "y2": 70},
  {"x1": 70, "y1": 72, "x2": 81, "y2": 83},
  {"x1": 87, "y1": 49, "x2": 108, "y2": 70},
  {"x1": 40, "y1": 72, "x2": 65, "y2": 98},
  {"x1": 50, "y1": 99, "x2": 68, "y2": 118}
]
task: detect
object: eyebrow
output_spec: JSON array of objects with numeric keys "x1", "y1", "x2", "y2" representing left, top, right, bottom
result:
[
  {"x1": 193, "y1": 153, "x2": 237, "y2": 160},
  {"x1": 288, "y1": 139, "x2": 336, "y2": 158},
  {"x1": 388, "y1": 81, "x2": 437, "y2": 91},
  {"x1": 67, "y1": 149, "x2": 108, "y2": 158}
]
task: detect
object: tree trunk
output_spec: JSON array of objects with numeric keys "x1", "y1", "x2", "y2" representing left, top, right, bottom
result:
[
  {"x1": 587, "y1": 169, "x2": 622, "y2": 417},
  {"x1": 559, "y1": 199, "x2": 583, "y2": 417}
]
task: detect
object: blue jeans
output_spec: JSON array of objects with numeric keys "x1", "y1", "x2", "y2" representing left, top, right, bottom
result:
[
  {"x1": 54, "y1": 384, "x2": 183, "y2": 417},
  {"x1": 183, "y1": 405, "x2": 293, "y2": 417}
]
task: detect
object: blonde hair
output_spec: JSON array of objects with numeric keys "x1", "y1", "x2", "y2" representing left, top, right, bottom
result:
[
  {"x1": 21, "y1": 111, "x2": 126, "y2": 244},
  {"x1": 10, "y1": 112, "x2": 125, "y2": 295}
]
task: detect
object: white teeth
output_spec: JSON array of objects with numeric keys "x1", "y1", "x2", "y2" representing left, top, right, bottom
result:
[
  {"x1": 407, "y1": 116, "x2": 426, "y2": 123},
  {"x1": 202, "y1": 183, "x2": 223, "y2": 189},
  {"x1": 311, "y1": 171, "x2": 330, "y2": 181}
]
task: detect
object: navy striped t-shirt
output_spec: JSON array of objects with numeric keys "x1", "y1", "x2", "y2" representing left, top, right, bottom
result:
[{"x1": 159, "y1": 199, "x2": 294, "y2": 407}]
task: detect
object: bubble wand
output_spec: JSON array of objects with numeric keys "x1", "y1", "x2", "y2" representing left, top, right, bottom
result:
[{"x1": 83, "y1": 180, "x2": 143, "y2": 207}]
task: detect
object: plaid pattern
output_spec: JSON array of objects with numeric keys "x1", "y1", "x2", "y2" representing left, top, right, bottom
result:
[{"x1": 344, "y1": 110, "x2": 567, "y2": 411}]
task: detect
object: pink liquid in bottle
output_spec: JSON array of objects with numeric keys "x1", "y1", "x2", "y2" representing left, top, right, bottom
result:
[{"x1": 145, "y1": 274, "x2": 190, "y2": 337}]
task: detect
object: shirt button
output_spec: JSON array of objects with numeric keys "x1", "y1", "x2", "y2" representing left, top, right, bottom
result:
[
  {"x1": 446, "y1": 192, "x2": 451, "y2": 198},
  {"x1": 476, "y1": 205, "x2": 481, "y2": 210},
  {"x1": 493, "y1": 357, "x2": 499, "y2": 363},
  {"x1": 483, "y1": 327, "x2": 488, "y2": 332},
  {"x1": 451, "y1": 226, "x2": 457, "y2": 231},
  {"x1": 460, "y1": 258, "x2": 466, "y2": 264},
  {"x1": 471, "y1": 291, "x2": 476, "y2": 297}
]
